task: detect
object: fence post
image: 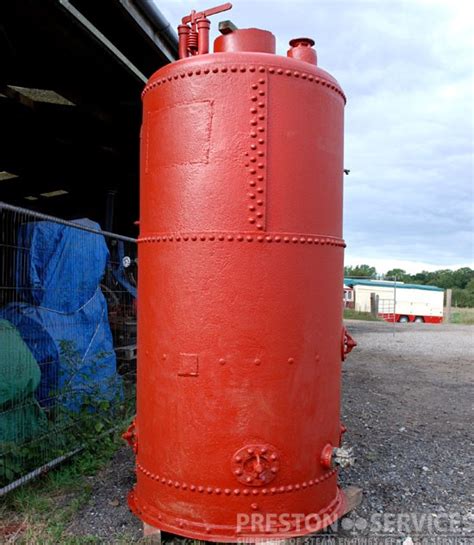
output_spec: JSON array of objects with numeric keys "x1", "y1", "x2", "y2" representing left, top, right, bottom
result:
[
  {"x1": 445, "y1": 289, "x2": 452, "y2": 323},
  {"x1": 370, "y1": 292, "x2": 379, "y2": 317}
]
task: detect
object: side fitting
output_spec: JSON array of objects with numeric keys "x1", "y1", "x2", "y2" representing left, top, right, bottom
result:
[
  {"x1": 321, "y1": 443, "x2": 356, "y2": 469},
  {"x1": 123, "y1": 419, "x2": 138, "y2": 454},
  {"x1": 342, "y1": 327, "x2": 357, "y2": 360}
]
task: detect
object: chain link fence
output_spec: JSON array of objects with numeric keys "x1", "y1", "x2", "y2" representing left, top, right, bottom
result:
[{"x1": 0, "y1": 202, "x2": 137, "y2": 495}]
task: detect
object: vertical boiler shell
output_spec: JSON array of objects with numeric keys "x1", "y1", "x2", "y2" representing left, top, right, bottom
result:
[{"x1": 130, "y1": 31, "x2": 347, "y2": 542}]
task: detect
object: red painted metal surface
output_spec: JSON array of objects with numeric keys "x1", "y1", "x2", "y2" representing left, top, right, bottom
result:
[{"x1": 128, "y1": 5, "x2": 350, "y2": 541}]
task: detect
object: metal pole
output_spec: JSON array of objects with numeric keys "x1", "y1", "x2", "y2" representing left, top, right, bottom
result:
[
  {"x1": 0, "y1": 448, "x2": 82, "y2": 496},
  {"x1": 0, "y1": 201, "x2": 136, "y2": 243},
  {"x1": 393, "y1": 276, "x2": 397, "y2": 336},
  {"x1": 0, "y1": 421, "x2": 131, "y2": 496}
]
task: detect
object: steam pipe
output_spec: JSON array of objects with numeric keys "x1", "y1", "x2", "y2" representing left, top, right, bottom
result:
[
  {"x1": 197, "y1": 18, "x2": 210, "y2": 55},
  {"x1": 178, "y1": 24, "x2": 190, "y2": 58}
]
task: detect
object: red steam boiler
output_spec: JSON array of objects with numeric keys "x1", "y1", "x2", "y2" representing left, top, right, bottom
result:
[{"x1": 125, "y1": 3, "x2": 357, "y2": 541}]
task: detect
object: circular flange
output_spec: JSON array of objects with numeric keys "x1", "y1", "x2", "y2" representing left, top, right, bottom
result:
[{"x1": 231, "y1": 444, "x2": 280, "y2": 486}]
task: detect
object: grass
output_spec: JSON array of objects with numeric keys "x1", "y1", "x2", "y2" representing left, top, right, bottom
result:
[
  {"x1": 344, "y1": 307, "x2": 474, "y2": 325},
  {"x1": 449, "y1": 307, "x2": 474, "y2": 325},
  {"x1": 0, "y1": 430, "x2": 125, "y2": 544},
  {"x1": 344, "y1": 308, "x2": 380, "y2": 321}
]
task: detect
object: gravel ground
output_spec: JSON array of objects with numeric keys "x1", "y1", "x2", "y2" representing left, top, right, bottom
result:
[
  {"x1": 68, "y1": 320, "x2": 473, "y2": 543},
  {"x1": 339, "y1": 320, "x2": 473, "y2": 541}
]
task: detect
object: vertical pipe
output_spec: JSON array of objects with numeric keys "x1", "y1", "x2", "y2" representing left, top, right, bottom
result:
[
  {"x1": 197, "y1": 18, "x2": 210, "y2": 55},
  {"x1": 178, "y1": 24, "x2": 190, "y2": 59}
]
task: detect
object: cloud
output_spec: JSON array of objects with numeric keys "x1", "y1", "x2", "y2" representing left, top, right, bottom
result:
[
  {"x1": 338, "y1": 1, "x2": 473, "y2": 271},
  {"x1": 157, "y1": 0, "x2": 473, "y2": 273}
]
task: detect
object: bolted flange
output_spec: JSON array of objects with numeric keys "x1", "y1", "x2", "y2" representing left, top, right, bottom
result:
[{"x1": 231, "y1": 444, "x2": 280, "y2": 486}]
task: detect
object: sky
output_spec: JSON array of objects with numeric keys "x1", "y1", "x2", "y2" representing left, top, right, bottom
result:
[{"x1": 157, "y1": 0, "x2": 473, "y2": 274}]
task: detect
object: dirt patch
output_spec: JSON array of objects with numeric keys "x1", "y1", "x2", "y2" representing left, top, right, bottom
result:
[{"x1": 66, "y1": 446, "x2": 141, "y2": 542}]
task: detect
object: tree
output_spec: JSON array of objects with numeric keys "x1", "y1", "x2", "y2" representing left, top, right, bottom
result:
[
  {"x1": 428, "y1": 269, "x2": 455, "y2": 289},
  {"x1": 451, "y1": 267, "x2": 474, "y2": 289},
  {"x1": 466, "y1": 278, "x2": 474, "y2": 293},
  {"x1": 385, "y1": 268, "x2": 410, "y2": 282},
  {"x1": 452, "y1": 287, "x2": 474, "y2": 308},
  {"x1": 410, "y1": 271, "x2": 431, "y2": 285},
  {"x1": 344, "y1": 264, "x2": 377, "y2": 279}
]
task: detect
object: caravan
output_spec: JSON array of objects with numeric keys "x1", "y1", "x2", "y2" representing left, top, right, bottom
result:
[{"x1": 344, "y1": 278, "x2": 444, "y2": 323}]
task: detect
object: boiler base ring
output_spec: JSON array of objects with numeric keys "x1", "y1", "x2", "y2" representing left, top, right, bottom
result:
[{"x1": 128, "y1": 487, "x2": 349, "y2": 543}]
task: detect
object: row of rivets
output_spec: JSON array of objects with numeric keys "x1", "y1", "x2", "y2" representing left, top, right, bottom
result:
[
  {"x1": 138, "y1": 234, "x2": 346, "y2": 247},
  {"x1": 219, "y1": 357, "x2": 295, "y2": 366},
  {"x1": 163, "y1": 355, "x2": 315, "y2": 366},
  {"x1": 163, "y1": 354, "x2": 318, "y2": 363},
  {"x1": 136, "y1": 462, "x2": 337, "y2": 494},
  {"x1": 142, "y1": 65, "x2": 346, "y2": 103},
  {"x1": 247, "y1": 75, "x2": 267, "y2": 229}
]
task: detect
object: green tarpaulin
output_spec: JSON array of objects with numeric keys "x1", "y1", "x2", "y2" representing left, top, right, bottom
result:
[{"x1": 0, "y1": 318, "x2": 46, "y2": 446}]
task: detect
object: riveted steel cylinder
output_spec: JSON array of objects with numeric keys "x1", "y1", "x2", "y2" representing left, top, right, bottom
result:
[{"x1": 129, "y1": 25, "x2": 348, "y2": 542}]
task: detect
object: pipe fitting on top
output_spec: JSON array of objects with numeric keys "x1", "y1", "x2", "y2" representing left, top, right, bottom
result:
[{"x1": 287, "y1": 37, "x2": 318, "y2": 65}]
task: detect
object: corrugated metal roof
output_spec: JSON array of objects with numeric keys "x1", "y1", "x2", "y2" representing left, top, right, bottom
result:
[{"x1": 344, "y1": 278, "x2": 444, "y2": 292}]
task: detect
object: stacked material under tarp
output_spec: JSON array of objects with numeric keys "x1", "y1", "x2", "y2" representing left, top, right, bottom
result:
[
  {"x1": 0, "y1": 219, "x2": 122, "y2": 413},
  {"x1": 0, "y1": 319, "x2": 46, "y2": 447}
]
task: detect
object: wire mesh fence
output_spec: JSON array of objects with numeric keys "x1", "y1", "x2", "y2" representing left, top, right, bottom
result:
[{"x1": 0, "y1": 202, "x2": 137, "y2": 494}]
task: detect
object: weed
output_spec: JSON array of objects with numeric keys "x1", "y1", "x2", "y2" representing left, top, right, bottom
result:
[
  {"x1": 344, "y1": 309, "x2": 380, "y2": 321},
  {"x1": 0, "y1": 426, "x2": 129, "y2": 544},
  {"x1": 449, "y1": 307, "x2": 474, "y2": 325}
]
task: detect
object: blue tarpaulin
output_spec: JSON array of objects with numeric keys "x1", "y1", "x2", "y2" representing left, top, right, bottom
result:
[{"x1": 0, "y1": 219, "x2": 122, "y2": 412}]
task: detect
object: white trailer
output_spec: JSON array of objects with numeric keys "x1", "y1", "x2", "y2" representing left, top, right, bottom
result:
[{"x1": 344, "y1": 279, "x2": 444, "y2": 323}]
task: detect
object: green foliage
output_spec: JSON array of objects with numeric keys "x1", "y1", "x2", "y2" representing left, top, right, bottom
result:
[
  {"x1": 407, "y1": 267, "x2": 474, "y2": 290},
  {"x1": 452, "y1": 287, "x2": 474, "y2": 308},
  {"x1": 409, "y1": 271, "x2": 428, "y2": 284},
  {"x1": 385, "y1": 268, "x2": 411, "y2": 282},
  {"x1": 0, "y1": 428, "x2": 129, "y2": 544},
  {"x1": 344, "y1": 264, "x2": 377, "y2": 278},
  {"x1": 1, "y1": 340, "x2": 134, "y2": 486},
  {"x1": 450, "y1": 307, "x2": 474, "y2": 324}
]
